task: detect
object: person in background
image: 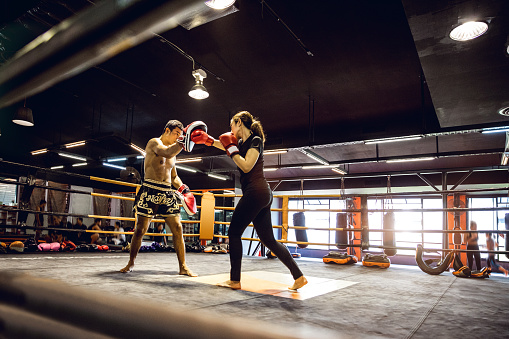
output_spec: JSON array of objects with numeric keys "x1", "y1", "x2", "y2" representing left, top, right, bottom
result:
[
  {"x1": 34, "y1": 199, "x2": 46, "y2": 242},
  {"x1": 89, "y1": 218, "x2": 103, "y2": 244},
  {"x1": 485, "y1": 232, "x2": 508, "y2": 276},
  {"x1": 464, "y1": 220, "x2": 482, "y2": 271},
  {"x1": 112, "y1": 221, "x2": 126, "y2": 246}
]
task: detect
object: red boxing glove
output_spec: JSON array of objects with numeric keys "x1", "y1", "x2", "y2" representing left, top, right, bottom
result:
[
  {"x1": 219, "y1": 132, "x2": 239, "y2": 157},
  {"x1": 176, "y1": 184, "x2": 197, "y2": 215},
  {"x1": 190, "y1": 130, "x2": 214, "y2": 146}
]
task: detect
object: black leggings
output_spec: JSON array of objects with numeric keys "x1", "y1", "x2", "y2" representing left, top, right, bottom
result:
[
  {"x1": 466, "y1": 243, "x2": 481, "y2": 270},
  {"x1": 228, "y1": 187, "x2": 303, "y2": 282}
]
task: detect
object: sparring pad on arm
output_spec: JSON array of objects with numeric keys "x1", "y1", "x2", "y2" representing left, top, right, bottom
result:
[{"x1": 182, "y1": 121, "x2": 207, "y2": 152}]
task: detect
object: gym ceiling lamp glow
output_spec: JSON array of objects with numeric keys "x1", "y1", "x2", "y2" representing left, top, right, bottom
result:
[
  {"x1": 386, "y1": 157, "x2": 435, "y2": 163},
  {"x1": 449, "y1": 21, "x2": 488, "y2": 41},
  {"x1": 300, "y1": 149, "x2": 329, "y2": 166},
  {"x1": 364, "y1": 135, "x2": 423, "y2": 145},
  {"x1": 57, "y1": 152, "x2": 87, "y2": 162},
  {"x1": 481, "y1": 126, "x2": 509, "y2": 134},
  {"x1": 205, "y1": 0, "x2": 235, "y2": 10},
  {"x1": 207, "y1": 173, "x2": 228, "y2": 180},
  {"x1": 31, "y1": 148, "x2": 48, "y2": 155},
  {"x1": 188, "y1": 69, "x2": 209, "y2": 100},
  {"x1": 65, "y1": 140, "x2": 86, "y2": 148},
  {"x1": 331, "y1": 168, "x2": 347, "y2": 175},
  {"x1": 130, "y1": 143, "x2": 146, "y2": 156},
  {"x1": 103, "y1": 163, "x2": 126, "y2": 170}
]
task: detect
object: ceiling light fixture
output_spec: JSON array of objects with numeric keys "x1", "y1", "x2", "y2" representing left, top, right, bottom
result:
[
  {"x1": 386, "y1": 157, "x2": 435, "y2": 163},
  {"x1": 50, "y1": 165, "x2": 64, "y2": 170},
  {"x1": 364, "y1": 135, "x2": 424, "y2": 145},
  {"x1": 263, "y1": 168, "x2": 278, "y2": 171},
  {"x1": 188, "y1": 69, "x2": 209, "y2": 100},
  {"x1": 449, "y1": 21, "x2": 488, "y2": 41},
  {"x1": 177, "y1": 157, "x2": 202, "y2": 163},
  {"x1": 31, "y1": 148, "x2": 48, "y2": 155},
  {"x1": 501, "y1": 153, "x2": 509, "y2": 166},
  {"x1": 300, "y1": 149, "x2": 329, "y2": 165},
  {"x1": 264, "y1": 149, "x2": 288, "y2": 155},
  {"x1": 481, "y1": 126, "x2": 509, "y2": 134},
  {"x1": 137, "y1": 155, "x2": 144, "y2": 159},
  {"x1": 207, "y1": 173, "x2": 228, "y2": 180},
  {"x1": 72, "y1": 162, "x2": 87, "y2": 167},
  {"x1": 331, "y1": 167, "x2": 347, "y2": 175},
  {"x1": 65, "y1": 141, "x2": 86, "y2": 148},
  {"x1": 57, "y1": 152, "x2": 87, "y2": 161},
  {"x1": 107, "y1": 157, "x2": 127, "y2": 162},
  {"x1": 12, "y1": 99, "x2": 34, "y2": 126},
  {"x1": 176, "y1": 165, "x2": 198, "y2": 173},
  {"x1": 302, "y1": 165, "x2": 337, "y2": 169},
  {"x1": 103, "y1": 163, "x2": 126, "y2": 170},
  {"x1": 130, "y1": 143, "x2": 146, "y2": 156},
  {"x1": 205, "y1": 0, "x2": 235, "y2": 10},
  {"x1": 498, "y1": 107, "x2": 509, "y2": 117}
]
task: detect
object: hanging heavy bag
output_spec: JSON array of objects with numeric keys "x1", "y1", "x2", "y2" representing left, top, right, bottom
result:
[
  {"x1": 383, "y1": 212, "x2": 396, "y2": 256},
  {"x1": 293, "y1": 212, "x2": 308, "y2": 249},
  {"x1": 336, "y1": 213, "x2": 348, "y2": 250}
]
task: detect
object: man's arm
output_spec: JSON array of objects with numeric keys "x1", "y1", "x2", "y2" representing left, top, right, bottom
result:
[
  {"x1": 171, "y1": 166, "x2": 183, "y2": 189},
  {"x1": 149, "y1": 138, "x2": 183, "y2": 159}
]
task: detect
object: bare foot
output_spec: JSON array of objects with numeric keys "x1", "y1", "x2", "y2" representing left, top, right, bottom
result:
[
  {"x1": 502, "y1": 268, "x2": 508, "y2": 277},
  {"x1": 120, "y1": 263, "x2": 134, "y2": 273},
  {"x1": 179, "y1": 266, "x2": 198, "y2": 277},
  {"x1": 216, "y1": 280, "x2": 241, "y2": 290},
  {"x1": 288, "y1": 276, "x2": 308, "y2": 290}
]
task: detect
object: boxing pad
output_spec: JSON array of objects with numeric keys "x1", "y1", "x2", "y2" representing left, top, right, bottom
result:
[
  {"x1": 219, "y1": 132, "x2": 239, "y2": 157},
  {"x1": 177, "y1": 121, "x2": 207, "y2": 152},
  {"x1": 176, "y1": 184, "x2": 197, "y2": 215}
]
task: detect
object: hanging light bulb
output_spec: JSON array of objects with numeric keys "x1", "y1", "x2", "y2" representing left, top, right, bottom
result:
[
  {"x1": 188, "y1": 69, "x2": 209, "y2": 100},
  {"x1": 12, "y1": 98, "x2": 34, "y2": 126},
  {"x1": 449, "y1": 21, "x2": 488, "y2": 41},
  {"x1": 205, "y1": 0, "x2": 235, "y2": 10}
]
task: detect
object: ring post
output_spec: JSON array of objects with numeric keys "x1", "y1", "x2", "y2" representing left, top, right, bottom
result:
[{"x1": 199, "y1": 192, "x2": 215, "y2": 241}]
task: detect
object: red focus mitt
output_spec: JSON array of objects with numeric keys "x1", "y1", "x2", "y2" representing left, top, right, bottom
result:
[
  {"x1": 176, "y1": 184, "x2": 197, "y2": 215},
  {"x1": 219, "y1": 132, "x2": 239, "y2": 157}
]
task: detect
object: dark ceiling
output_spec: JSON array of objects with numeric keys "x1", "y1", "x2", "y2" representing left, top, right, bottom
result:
[{"x1": 0, "y1": 0, "x2": 508, "y2": 192}]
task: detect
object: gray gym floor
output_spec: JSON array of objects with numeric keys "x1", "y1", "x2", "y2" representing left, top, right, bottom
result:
[{"x1": 1, "y1": 251, "x2": 508, "y2": 338}]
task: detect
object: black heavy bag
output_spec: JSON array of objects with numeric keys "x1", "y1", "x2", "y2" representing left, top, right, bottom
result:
[
  {"x1": 336, "y1": 213, "x2": 348, "y2": 250},
  {"x1": 506, "y1": 213, "x2": 509, "y2": 259},
  {"x1": 293, "y1": 212, "x2": 308, "y2": 249},
  {"x1": 383, "y1": 212, "x2": 396, "y2": 256}
]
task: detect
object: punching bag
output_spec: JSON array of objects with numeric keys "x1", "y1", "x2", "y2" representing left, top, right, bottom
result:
[
  {"x1": 505, "y1": 213, "x2": 509, "y2": 259},
  {"x1": 383, "y1": 211, "x2": 396, "y2": 256},
  {"x1": 293, "y1": 212, "x2": 308, "y2": 249},
  {"x1": 336, "y1": 213, "x2": 348, "y2": 250}
]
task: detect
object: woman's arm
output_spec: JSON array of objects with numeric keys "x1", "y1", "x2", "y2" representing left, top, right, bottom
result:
[{"x1": 232, "y1": 148, "x2": 259, "y2": 173}]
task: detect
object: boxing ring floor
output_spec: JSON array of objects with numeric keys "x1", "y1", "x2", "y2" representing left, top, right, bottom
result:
[{"x1": 1, "y1": 252, "x2": 508, "y2": 338}]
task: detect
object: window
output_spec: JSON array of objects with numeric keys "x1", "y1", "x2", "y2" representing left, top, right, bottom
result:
[{"x1": 0, "y1": 179, "x2": 17, "y2": 206}]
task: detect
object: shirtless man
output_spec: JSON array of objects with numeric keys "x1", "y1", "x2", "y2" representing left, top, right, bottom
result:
[{"x1": 120, "y1": 120, "x2": 196, "y2": 276}]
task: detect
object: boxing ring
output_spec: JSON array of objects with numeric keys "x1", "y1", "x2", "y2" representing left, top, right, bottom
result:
[{"x1": 1, "y1": 159, "x2": 509, "y2": 264}]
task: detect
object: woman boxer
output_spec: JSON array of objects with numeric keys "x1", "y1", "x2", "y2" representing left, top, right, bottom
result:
[{"x1": 191, "y1": 111, "x2": 307, "y2": 290}]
